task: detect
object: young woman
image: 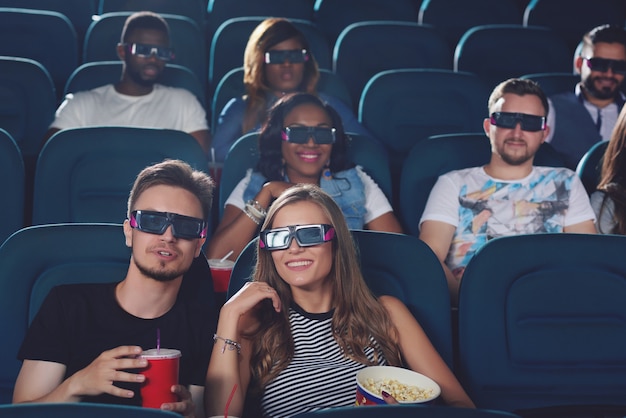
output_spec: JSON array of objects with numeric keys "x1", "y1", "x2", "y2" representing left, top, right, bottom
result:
[
  {"x1": 205, "y1": 184, "x2": 474, "y2": 417},
  {"x1": 591, "y1": 106, "x2": 626, "y2": 234},
  {"x1": 210, "y1": 17, "x2": 373, "y2": 162},
  {"x1": 206, "y1": 92, "x2": 402, "y2": 262}
]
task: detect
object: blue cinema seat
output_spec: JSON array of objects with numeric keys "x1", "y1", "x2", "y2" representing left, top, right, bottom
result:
[
  {"x1": 0, "y1": 129, "x2": 24, "y2": 246},
  {"x1": 32, "y1": 127, "x2": 209, "y2": 226},
  {"x1": 458, "y1": 233, "x2": 626, "y2": 415}
]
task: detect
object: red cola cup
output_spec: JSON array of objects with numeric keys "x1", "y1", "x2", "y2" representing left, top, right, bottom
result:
[
  {"x1": 208, "y1": 258, "x2": 235, "y2": 293},
  {"x1": 140, "y1": 348, "x2": 181, "y2": 408}
]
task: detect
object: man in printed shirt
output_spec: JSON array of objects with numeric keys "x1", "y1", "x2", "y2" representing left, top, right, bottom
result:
[{"x1": 419, "y1": 78, "x2": 597, "y2": 304}]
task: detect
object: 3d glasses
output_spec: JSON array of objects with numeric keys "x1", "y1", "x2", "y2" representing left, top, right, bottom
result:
[
  {"x1": 490, "y1": 112, "x2": 546, "y2": 132},
  {"x1": 585, "y1": 57, "x2": 626, "y2": 75},
  {"x1": 259, "y1": 224, "x2": 335, "y2": 251},
  {"x1": 129, "y1": 210, "x2": 206, "y2": 239},
  {"x1": 125, "y1": 43, "x2": 175, "y2": 61},
  {"x1": 264, "y1": 49, "x2": 309, "y2": 64},
  {"x1": 281, "y1": 126, "x2": 336, "y2": 144}
]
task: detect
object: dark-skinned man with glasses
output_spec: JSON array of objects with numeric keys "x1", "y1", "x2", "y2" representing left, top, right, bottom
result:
[
  {"x1": 419, "y1": 79, "x2": 597, "y2": 305},
  {"x1": 546, "y1": 24, "x2": 626, "y2": 169},
  {"x1": 13, "y1": 160, "x2": 216, "y2": 418},
  {"x1": 43, "y1": 11, "x2": 211, "y2": 154}
]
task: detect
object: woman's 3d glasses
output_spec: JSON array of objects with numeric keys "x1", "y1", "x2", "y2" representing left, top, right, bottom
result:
[
  {"x1": 584, "y1": 57, "x2": 626, "y2": 75},
  {"x1": 259, "y1": 224, "x2": 335, "y2": 251},
  {"x1": 264, "y1": 49, "x2": 309, "y2": 64},
  {"x1": 281, "y1": 126, "x2": 336, "y2": 144},
  {"x1": 124, "y1": 43, "x2": 175, "y2": 61},
  {"x1": 490, "y1": 112, "x2": 546, "y2": 132},
  {"x1": 129, "y1": 210, "x2": 207, "y2": 239}
]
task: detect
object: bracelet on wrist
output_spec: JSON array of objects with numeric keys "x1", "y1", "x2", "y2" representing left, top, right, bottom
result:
[
  {"x1": 243, "y1": 206, "x2": 262, "y2": 225},
  {"x1": 213, "y1": 334, "x2": 241, "y2": 354},
  {"x1": 245, "y1": 200, "x2": 267, "y2": 220}
]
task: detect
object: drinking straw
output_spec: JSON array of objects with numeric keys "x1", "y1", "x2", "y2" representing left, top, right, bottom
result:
[
  {"x1": 219, "y1": 250, "x2": 234, "y2": 263},
  {"x1": 224, "y1": 384, "x2": 237, "y2": 418},
  {"x1": 156, "y1": 328, "x2": 160, "y2": 354}
]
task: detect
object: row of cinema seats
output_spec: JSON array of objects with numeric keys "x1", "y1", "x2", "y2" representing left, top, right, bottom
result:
[
  {"x1": 1, "y1": 0, "x2": 623, "y2": 57},
  {"x1": 0, "y1": 0, "x2": 624, "y2": 104},
  {"x1": 0, "y1": 398, "x2": 522, "y2": 417},
  {"x1": 0, "y1": 0, "x2": 622, "y2": 167},
  {"x1": 0, "y1": 6, "x2": 591, "y2": 105},
  {"x1": 0, "y1": 7, "x2": 617, "y2": 170},
  {"x1": 0, "y1": 46, "x2": 582, "y2": 175},
  {"x1": 2, "y1": 223, "x2": 625, "y2": 415},
  {"x1": 0, "y1": 113, "x2": 609, "y2": 249}
]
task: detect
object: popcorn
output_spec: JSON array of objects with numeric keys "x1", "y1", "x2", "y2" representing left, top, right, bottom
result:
[{"x1": 362, "y1": 377, "x2": 435, "y2": 402}]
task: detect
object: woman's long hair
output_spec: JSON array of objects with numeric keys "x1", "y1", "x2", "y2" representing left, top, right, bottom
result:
[
  {"x1": 597, "y1": 106, "x2": 626, "y2": 234},
  {"x1": 242, "y1": 18, "x2": 319, "y2": 133},
  {"x1": 256, "y1": 92, "x2": 353, "y2": 180},
  {"x1": 246, "y1": 184, "x2": 403, "y2": 392}
]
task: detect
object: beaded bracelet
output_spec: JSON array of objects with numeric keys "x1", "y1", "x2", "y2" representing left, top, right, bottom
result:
[
  {"x1": 243, "y1": 206, "x2": 261, "y2": 225},
  {"x1": 213, "y1": 334, "x2": 241, "y2": 354}
]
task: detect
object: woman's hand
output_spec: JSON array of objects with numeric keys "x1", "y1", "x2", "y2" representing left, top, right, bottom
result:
[
  {"x1": 382, "y1": 390, "x2": 399, "y2": 404},
  {"x1": 257, "y1": 181, "x2": 294, "y2": 208},
  {"x1": 223, "y1": 281, "x2": 282, "y2": 317}
]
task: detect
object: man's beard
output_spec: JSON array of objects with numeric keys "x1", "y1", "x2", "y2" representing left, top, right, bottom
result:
[
  {"x1": 583, "y1": 75, "x2": 621, "y2": 100},
  {"x1": 499, "y1": 139, "x2": 534, "y2": 166},
  {"x1": 134, "y1": 257, "x2": 185, "y2": 282},
  {"x1": 126, "y1": 63, "x2": 160, "y2": 88},
  {"x1": 501, "y1": 151, "x2": 533, "y2": 166}
]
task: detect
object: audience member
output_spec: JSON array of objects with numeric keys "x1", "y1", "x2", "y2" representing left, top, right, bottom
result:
[
  {"x1": 44, "y1": 11, "x2": 211, "y2": 154},
  {"x1": 205, "y1": 184, "x2": 475, "y2": 417},
  {"x1": 211, "y1": 17, "x2": 374, "y2": 162},
  {"x1": 546, "y1": 24, "x2": 626, "y2": 169},
  {"x1": 420, "y1": 78, "x2": 597, "y2": 304},
  {"x1": 13, "y1": 160, "x2": 215, "y2": 418},
  {"x1": 206, "y1": 92, "x2": 402, "y2": 262},
  {"x1": 591, "y1": 106, "x2": 626, "y2": 234}
]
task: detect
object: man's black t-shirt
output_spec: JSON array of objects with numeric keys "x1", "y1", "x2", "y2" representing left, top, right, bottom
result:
[{"x1": 18, "y1": 282, "x2": 214, "y2": 406}]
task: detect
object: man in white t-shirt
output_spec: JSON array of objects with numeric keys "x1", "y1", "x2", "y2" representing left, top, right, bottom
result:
[
  {"x1": 44, "y1": 11, "x2": 211, "y2": 154},
  {"x1": 419, "y1": 78, "x2": 597, "y2": 304}
]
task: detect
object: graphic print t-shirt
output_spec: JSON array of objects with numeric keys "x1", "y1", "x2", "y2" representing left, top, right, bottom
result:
[{"x1": 420, "y1": 166, "x2": 595, "y2": 277}]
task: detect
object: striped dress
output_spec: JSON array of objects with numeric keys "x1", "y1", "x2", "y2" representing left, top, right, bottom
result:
[{"x1": 260, "y1": 304, "x2": 388, "y2": 417}]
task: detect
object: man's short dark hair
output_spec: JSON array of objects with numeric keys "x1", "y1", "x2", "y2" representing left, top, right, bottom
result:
[
  {"x1": 580, "y1": 24, "x2": 626, "y2": 57},
  {"x1": 488, "y1": 78, "x2": 549, "y2": 117},
  {"x1": 127, "y1": 159, "x2": 214, "y2": 222},
  {"x1": 121, "y1": 11, "x2": 170, "y2": 44}
]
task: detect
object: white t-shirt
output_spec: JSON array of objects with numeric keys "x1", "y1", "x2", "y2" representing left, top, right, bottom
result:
[
  {"x1": 226, "y1": 166, "x2": 392, "y2": 224},
  {"x1": 51, "y1": 84, "x2": 209, "y2": 133},
  {"x1": 420, "y1": 166, "x2": 596, "y2": 275}
]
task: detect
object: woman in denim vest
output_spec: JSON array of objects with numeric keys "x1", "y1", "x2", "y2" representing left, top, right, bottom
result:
[{"x1": 206, "y1": 93, "x2": 402, "y2": 262}]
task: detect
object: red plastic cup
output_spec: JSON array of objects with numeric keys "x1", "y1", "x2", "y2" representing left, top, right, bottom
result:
[
  {"x1": 208, "y1": 259, "x2": 234, "y2": 293},
  {"x1": 140, "y1": 348, "x2": 181, "y2": 408}
]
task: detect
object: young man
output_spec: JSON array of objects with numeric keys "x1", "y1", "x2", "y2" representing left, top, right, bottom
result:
[
  {"x1": 44, "y1": 11, "x2": 211, "y2": 154},
  {"x1": 13, "y1": 160, "x2": 215, "y2": 418},
  {"x1": 419, "y1": 78, "x2": 597, "y2": 304},
  {"x1": 546, "y1": 24, "x2": 626, "y2": 169}
]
